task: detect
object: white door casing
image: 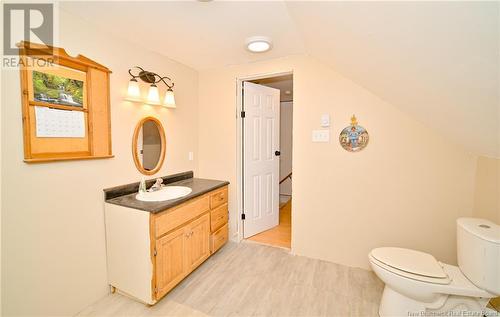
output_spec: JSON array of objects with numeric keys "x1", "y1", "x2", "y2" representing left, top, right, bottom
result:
[{"x1": 243, "y1": 82, "x2": 280, "y2": 238}]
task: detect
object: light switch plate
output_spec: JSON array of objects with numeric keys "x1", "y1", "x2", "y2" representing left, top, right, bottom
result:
[
  {"x1": 312, "y1": 130, "x2": 330, "y2": 143},
  {"x1": 188, "y1": 152, "x2": 194, "y2": 161},
  {"x1": 321, "y1": 114, "x2": 330, "y2": 127}
]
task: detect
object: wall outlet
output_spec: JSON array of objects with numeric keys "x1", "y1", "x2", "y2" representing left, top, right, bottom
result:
[
  {"x1": 188, "y1": 152, "x2": 194, "y2": 161},
  {"x1": 312, "y1": 130, "x2": 330, "y2": 142}
]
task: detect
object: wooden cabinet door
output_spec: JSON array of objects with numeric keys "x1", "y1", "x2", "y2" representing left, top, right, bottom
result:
[
  {"x1": 155, "y1": 226, "x2": 186, "y2": 299},
  {"x1": 185, "y1": 213, "x2": 211, "y2": 273}
]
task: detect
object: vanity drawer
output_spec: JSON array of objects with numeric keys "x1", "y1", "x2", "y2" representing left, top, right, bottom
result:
[
  {"x1": 154, "y1": 195, "x2": 210, "y2": 238},
  {"x1": 210, "y1": 186, "x2": 228, "y2": 209},
  {"x1": 210, "y1": 203, "x2": 228, "y2": 232},
  {"x1": 211, "y1": 223, "x2": 228, "y2": 253}
]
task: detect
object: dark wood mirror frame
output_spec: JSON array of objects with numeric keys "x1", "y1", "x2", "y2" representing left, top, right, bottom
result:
[{"x1": 132, "y1": 117, "x2": 166, "y2": 175}]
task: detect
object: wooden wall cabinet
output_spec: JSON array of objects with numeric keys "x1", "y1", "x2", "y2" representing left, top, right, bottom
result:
[
  {"x1": 105, "y1": 186, "x2": 228, "y2": 305},
  {"x1": 17, "y1": 41, "x2": 113, "y2": 163}
]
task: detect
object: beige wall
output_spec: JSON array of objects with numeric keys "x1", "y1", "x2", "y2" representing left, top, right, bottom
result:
[
  {"x1": 473, "y1": 156, "x2": 500, "y2": 224},
  {"x1": 1, "y1": 10, "x2": 199, "y2": 316},
  {"x1": 197, "y1": 55, "x2": 477, "y2": 270}
]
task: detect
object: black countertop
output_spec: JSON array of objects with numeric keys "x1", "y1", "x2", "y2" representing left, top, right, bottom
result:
[{"x1": 104, "y1": 171, "x2": 229, "y2": 213}]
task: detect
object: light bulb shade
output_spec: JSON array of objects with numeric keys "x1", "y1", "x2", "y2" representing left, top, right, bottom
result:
[
  {"x1": 163, "y1": 89, "x2": 176, "y2": 108},
  {"x1": 147, "y1": 84, "x2": 160, "y2": 105},
  {"x1": 127, "y1": 79, "x2": 141, "y2": 101}
]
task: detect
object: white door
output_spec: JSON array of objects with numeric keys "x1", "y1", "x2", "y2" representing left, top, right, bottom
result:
[{"x1": 243, "y1": 82, "x2": 280, "y2": 238}]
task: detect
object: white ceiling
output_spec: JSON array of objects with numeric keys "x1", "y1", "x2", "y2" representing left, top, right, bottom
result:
[
  {"x1": 61, "y1": 1, "x2": 499, "y2": 157},
  {"x1": 60, "y1": 1, "x2": 305, "y2": 70}
]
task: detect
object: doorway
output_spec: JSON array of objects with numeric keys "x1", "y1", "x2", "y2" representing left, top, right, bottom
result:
[{"x1": 240, "y1": 74, "x2": 293, "y2": 249}]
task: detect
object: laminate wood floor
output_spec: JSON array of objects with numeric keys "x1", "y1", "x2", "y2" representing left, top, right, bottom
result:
[
  {"x1": 247, "y1": 200, "x2": 291, "y2": 249},
  {"x1": 76, "y1": 242, "x2": 383, "y2": 317}
]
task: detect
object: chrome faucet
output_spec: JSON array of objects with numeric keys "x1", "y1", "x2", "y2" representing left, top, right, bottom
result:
[{"x1": 148, "y1": 178, "x2": 164, "y2": 192}]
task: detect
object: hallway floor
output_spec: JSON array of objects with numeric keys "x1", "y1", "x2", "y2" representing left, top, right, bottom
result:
[
  {"x1": 247, "y1": 199, "x2": 291, "y2": 248},
  {"x1": 77, "y1": 242, "x2": 383, "y2": 317}
]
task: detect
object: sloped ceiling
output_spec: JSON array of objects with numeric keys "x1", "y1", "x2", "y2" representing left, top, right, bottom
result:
[
  {"x1": 286, "y1": 1, "x2": 499, "y2": 158},
  {"x1": 60, "y1": 1, "x2": 499, "y2": 157}
]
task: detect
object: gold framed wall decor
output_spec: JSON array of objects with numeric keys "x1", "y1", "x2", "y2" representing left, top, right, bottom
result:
[
  {"x1": 339, "y1": 115, "x2": 369, "y2": 152},
  {"x1": 17, "y1": 41, "x2": 113, "y2": 163}
]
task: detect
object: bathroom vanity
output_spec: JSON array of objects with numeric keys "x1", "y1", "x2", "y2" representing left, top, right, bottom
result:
[{"x1": 103, "y1": 171, "x2": 229, "y2": 305}]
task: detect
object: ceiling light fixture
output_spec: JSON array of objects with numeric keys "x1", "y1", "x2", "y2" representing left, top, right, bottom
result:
[
  {"x1": 127, "y1": 66, "x2": 176, "y2": 108},
  {"x1": 246, "y1": 36, "x2": 272, "y2": 53}
]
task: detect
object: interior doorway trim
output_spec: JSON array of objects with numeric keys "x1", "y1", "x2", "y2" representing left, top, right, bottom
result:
[{"x1": 235, "y1": 70, "x2": 293, "y2": 244}]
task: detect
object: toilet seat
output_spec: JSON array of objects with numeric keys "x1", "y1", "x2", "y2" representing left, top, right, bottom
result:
[
  {"x1": 370, "y1": 254, "x2": 494, "y2": 299},
  {"x1": 370, "y1": 247, "x2": 451, "y2": 285}
]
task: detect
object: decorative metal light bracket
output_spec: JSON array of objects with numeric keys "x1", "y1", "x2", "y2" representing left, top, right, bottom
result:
[{"x1": 128, "y1": 66, "x2": 174, "y2": 89}]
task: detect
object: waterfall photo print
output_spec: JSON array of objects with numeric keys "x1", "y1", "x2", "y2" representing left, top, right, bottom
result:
[{"x1": 32, "y1": 70, "x2": 84, "y2": 107}]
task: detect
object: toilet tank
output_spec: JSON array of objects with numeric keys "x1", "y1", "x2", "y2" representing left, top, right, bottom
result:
[{"x1": 457, "y1": 218, "x2": 500, "y2": 295}]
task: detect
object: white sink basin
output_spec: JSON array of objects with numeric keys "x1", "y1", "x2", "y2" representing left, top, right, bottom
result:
[{"x1": 135, "y1": 186, "x2": 192, "y2": 202}]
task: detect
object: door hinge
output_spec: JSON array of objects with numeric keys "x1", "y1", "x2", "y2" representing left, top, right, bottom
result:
[
  {"x1": 241, "y1": 111, "x2": 246, "y2": 118},
  {"x1": 153, "y1": 248, "x2": 157, "y2": 256},
  {"x1": 241, "y1": 213, "x2": 246, "y2": 220}
]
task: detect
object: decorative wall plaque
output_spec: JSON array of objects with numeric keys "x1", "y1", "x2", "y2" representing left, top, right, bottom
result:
[{"x1": 339, "y1": 115, "x2": 369, "y2": 152}]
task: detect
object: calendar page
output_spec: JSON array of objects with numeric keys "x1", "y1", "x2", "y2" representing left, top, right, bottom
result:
[{"x1": 34, "y1": 106, "x2": 85, "y2": 138}]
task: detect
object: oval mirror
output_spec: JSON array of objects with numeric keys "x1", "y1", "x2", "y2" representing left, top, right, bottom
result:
[{"x1": 132, "y1": 117, "x2": 166, "y2": 175}]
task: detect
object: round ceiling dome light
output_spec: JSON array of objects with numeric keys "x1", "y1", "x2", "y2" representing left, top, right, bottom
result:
[{"x1": 246, "y1": 36, "x2": 272, "y2": 53}]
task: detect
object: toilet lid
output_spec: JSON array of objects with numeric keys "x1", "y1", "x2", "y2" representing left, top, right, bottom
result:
[{"x1": 371, "y1": 247, "x2": 447, "y2": 279}]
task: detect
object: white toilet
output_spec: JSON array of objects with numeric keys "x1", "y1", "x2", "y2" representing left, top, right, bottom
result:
[{"x1": 369, "y1": 218, "x2": 499, "y2": 316}]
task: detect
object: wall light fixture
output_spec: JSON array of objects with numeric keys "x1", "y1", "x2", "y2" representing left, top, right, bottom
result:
[{"x1": 127, "y1": 66, "x2": 176, "y2": 108}]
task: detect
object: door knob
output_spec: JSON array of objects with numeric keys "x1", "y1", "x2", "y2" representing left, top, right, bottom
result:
[{"x1": 275, "y1": 151, "x2": 281, "y2": 156}]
